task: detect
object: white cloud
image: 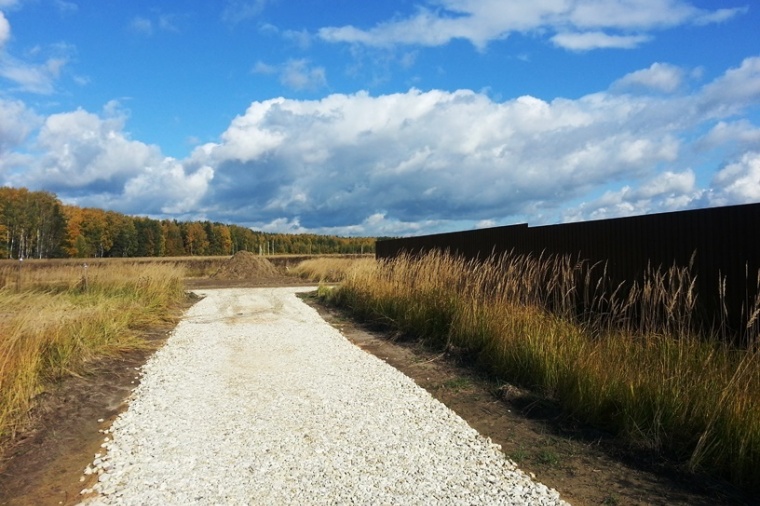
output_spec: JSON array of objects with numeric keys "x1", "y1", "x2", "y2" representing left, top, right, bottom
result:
[
  {"x1": 0, "y1": 11, "x2": 75, "y2": 93},
  {"x1": 204, "y1": 99, "x2": 288, "y2": 163},
  {"x1": 697, "y1": 120, "x2": 760, "y2": 152},
  {"x1": 189, "y1": 90, "x2": 679, "y2": 229},
  {"x1": 0, "y1": 39, "x2": 73, "y2": 94},
  {"x1": 476, "y1": 219, "x2": 497, "y2": 229},
  {"x1": 0, "y1": 58, "x2": 61, "y2": 93},
  {"x1": 699, "y1": 56, "x2": 760, "y2": 117},
  {"x1": 613, "y1": 62, "x2": 686, "y2": 93},
  {"x1": 563, "y1": 170, "x2": 701, "y2": 222},
  {"x1": 567, "y1": 0, "x2": 716, "y2": 29},
  {"x1": 264, "y1": 212, "x2": 447, "y2": 238},
  {"x1": 0, "y1": 11, "x2": 10, "y2": 48},
  {"x1": 3, "y1": 103, "x2": 213, "y2": 217},
  {"x1": 180, "y1": 56, "x2": 760, "y2": 234},
  {"x1": 3, "y1": 56, "x2": 760, "y2": 236},
  {"x1": 32, "y1": 107, "x2": 156, "y2": 187},
  {"x1": 0, "y1": 97, "x2": 39, "y2": 153},
  {"x1": 280, "y1": 59, "x2": 326, "y2": 91},
  {"x1": 709, "y1": 152, "x2": 760, "y2": 206},
  {"x1": 318, "y1": 0, "x2": 744, "y2": 51},
  {"x1": 551, "y1": 32, "x2": 651, "y2": 51},
  {"x1": 121, "y1": 159, "x2": 214, "y2": 214},
  {"x1": 221, "y1": 0, "x2": 271, "y2": 24},
  {"x1": 693, "y1": 6, "x2": 749, "y2": 26}
]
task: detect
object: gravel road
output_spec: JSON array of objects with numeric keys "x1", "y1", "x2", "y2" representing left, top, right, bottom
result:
[{"x1": 79, "y1": 287, "x2": 568, "y2": 505}]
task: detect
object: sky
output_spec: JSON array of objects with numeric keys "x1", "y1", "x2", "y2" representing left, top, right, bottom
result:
[{"x1": 0, "y1": 0, "x2": 759, "y2": 237}]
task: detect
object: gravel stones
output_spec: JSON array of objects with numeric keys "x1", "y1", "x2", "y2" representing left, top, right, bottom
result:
[{"x1": 79, "y1": 287, "x2": 568, "y2": 505}]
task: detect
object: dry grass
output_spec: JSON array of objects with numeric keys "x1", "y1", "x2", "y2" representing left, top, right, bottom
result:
[
  {"x1": 305, "y1": 251, "x2": 760, "y2": 491},
  {"x1": 0, "y1": 260, "x2": 186, "y2": 442},
  {"x1": 291, "y1": 256, "x2": 375, "y2": 283}
]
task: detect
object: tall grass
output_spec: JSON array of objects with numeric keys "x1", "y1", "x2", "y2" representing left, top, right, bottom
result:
[
  {"x1": 0, "y1": 261, "x2": 186, "y2": 442},
  {"x1": 309, "y1": 251, "x2": 760, "y2": 490},
  {"x1": 291, "y1": 257, "x2": 375, "y2": 283}
]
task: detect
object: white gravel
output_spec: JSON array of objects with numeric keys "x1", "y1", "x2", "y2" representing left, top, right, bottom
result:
[{"x1": 79, "y1": 287, "x2": 568, "y2": 505}]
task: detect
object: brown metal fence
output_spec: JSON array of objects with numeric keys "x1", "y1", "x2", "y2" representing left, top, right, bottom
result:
[{"x1": 376, "y1": 203, "x2": 760, "y2": 341}]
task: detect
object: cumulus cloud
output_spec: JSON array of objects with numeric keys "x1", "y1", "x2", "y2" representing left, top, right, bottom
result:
[
  {"x1": 709, "y1": 152, "x2": 760, "y2": 206},
  {"x1": 29, "y1": 107, "x2": 154, "y2": 188},
  {"x1": 613, "y1": 62, "x2": 686, "y2": 93},
  {"x1": 697, "y1": 120, "x2": 760, "y2": 152},
  {"x1": 178, "y1": 57, "x2": 760, "y2": 234},
  {"x1": 121, "y1": 159, "x2": 214, "y2": 214},
  {"x1": 3, "y1": 103, "x2": 213, "y2": 216},
  {"x1": 3, "y1": 57, "x2": 760, "y2": 236},
  {"x1": 0, "y1": 98, "x2": 39, "y2": 153},
  {"x1": 699, "y1": 56, "x2": 760, "y2": 117},
  {"x1": 318, "y1": 0, "x2": 745, "y2": 51},
  {"x1": 563, "y1": 170, "x2": 702, "y2": 222}
]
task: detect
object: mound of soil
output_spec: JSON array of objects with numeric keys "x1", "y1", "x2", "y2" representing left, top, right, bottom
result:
[{"x1": 212, "y1": 251, "x2": 280, "y2": 280}]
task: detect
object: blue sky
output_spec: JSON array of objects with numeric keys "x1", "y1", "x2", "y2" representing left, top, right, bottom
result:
[{"x1": 0, "y1": 0, "x2": 759, "y2": 237}]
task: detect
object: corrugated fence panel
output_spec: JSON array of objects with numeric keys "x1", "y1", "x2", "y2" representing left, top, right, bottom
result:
[{"x1": 376, "y1": 203, "x2": 760, "y2": 341}]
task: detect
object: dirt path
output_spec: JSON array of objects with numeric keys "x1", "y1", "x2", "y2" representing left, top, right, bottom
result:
[{"x1": 73, "y1": 288, "x2": 566, "y2": 504}]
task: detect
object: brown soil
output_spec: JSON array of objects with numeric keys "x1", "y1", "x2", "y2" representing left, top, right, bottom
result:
[
  {"x1": 0, "y1": 276, "x2": 752, "y2": 506},
  {"x1": 211, "y1": 251, "x2": 280, "y2": 279},
  {"x1": 185, "y1": 252, "x2": 314, "y2": 289}
]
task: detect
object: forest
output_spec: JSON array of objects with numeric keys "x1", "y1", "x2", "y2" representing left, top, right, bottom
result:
[{"x1": 0, "y1": 187, "x2": 375, "y2": 259}]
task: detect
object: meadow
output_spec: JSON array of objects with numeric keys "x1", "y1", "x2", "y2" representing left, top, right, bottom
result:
[
  {"x1": 0, "y1": 258, "x2": 187, "y2": 444},
  {"x1": 294, "y1": 252, "x2": 760, "y2": 491}
]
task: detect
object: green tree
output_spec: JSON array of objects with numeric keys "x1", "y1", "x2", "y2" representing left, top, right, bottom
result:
[
  {"x1": 0, "y1": 188, "x2": 67, "y2": 259},
  {"x1": 134, "y1": 217, "x2": 165, "y2": 257},
  {"x1": 107, "y1": 212, "x2": 138, "y2": 257},
  {"x1": 80, "y1": 208, "x2": 111, "y2": 257},
  {"x1": 162, "y1": 220, "x2": 185, "y2": 256}
]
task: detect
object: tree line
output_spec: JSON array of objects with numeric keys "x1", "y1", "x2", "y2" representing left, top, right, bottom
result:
[{"x1": 0, "y1": 187, "x2": 375, "y2": 259}]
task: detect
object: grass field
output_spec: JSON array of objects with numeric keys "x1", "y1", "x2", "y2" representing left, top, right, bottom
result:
[
  {"x1": 295, "y1": 252, "x2": 760, "y2": 492},
  {"x1": 0, "y1": 258, "x2": 187, "y2": 444}
]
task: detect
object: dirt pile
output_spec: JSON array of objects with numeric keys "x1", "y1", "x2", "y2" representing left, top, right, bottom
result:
[{"x1": 212, "y1": 251, "x2": 280, "y2": 280}]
